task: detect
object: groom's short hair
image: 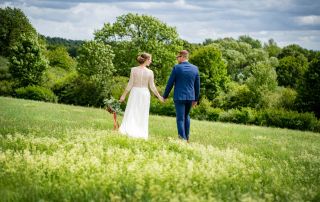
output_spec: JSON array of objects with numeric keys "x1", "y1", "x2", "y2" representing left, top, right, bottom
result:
[{"x1": 178, "y1": 50, "x2": 189, "y2": 58}]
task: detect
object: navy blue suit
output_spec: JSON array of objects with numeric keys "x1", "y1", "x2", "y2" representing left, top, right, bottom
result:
[{"x1": 163, "y1": 61, "x2": 200, "y2": 140}]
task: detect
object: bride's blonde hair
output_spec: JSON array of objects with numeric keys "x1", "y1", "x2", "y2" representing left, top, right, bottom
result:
[{"x1": 137, "y1": 53, "x2": 151, "y2": 64}]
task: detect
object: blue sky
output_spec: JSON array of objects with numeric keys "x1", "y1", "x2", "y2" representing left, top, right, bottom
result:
[{"x1": 1, "y1": 0, "x2": 320, "y2": 50}]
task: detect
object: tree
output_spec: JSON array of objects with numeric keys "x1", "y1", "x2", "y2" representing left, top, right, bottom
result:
[
  {"x1": 0, "y1": 7, "x2": 36, "y2": 57},
  {"x1": 278, "y1": 44, "x2": 309, "y2": 59},
  {"x1": 77, "y1": 40, "x2": 114, "y2": 79},
  {"x1": 214, "y1": 37, "x2": 251, "y2": 54},
  {"x1": 238, "y1": 35, "x2": 262, "y2": 49},
  {"x1": 241, "y1": 48, "x2": 277, "y2": 82},
  {"x1": 213, "y1": 37, "x2": 277, "y2": 83},
  {"x1": 42, "y1": 46, "x2": 77, "y2": 90},
  {"x1": 77, "y1": 40, "x2": 115, "y2": 96},
  {"x1": 202, "y1": 38, "x2": 214, "y2": 46},
  {"x1": 213, "y1": 81, "x2": 252, "y2": 109},
  {"x1": 189, "y1": 45, "x2": 229, "y2": 100},
  {"x1": 94, "y1": 13, "x2": 183, "y2": 84},
  {"x1": 222, "y1": 49, "x2": 247, "y2": 81},
  {"x1": 56, "y1": 40, "x2": 116, "y2": 107},
  {"x1": 46, "y1": 46, "x2": 76, "y2": 70},
  {"x1": 264, "y1": 38, "x2": 281, "y2": 57},
  {"x1": 181, "y1": 39, "x2": 201, "y2": 55},
  {"x1": 245, "y1": 61, "x2": 278, "y2": 108},
  {"x1": 276, "y1": 54, "x2": 308, "y2": 89},
  {"x1": 297, "y1": 53, "x2": 320, "y2": 117},
  {"x1": 213, "y1": 38, "x2": 250, "y2": 81},
  {"x1": 9, "y1": 34, "x2": 48, "y2": 87}
]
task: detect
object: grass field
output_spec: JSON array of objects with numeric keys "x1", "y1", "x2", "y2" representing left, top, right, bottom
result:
[{"x1": 0, "y1": 96, "x2": 319, "y2": 201}]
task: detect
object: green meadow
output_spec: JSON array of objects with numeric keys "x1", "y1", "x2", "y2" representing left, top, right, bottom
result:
[{"x1": 0, "y1": 96, "x2": 319, "y2": 201}]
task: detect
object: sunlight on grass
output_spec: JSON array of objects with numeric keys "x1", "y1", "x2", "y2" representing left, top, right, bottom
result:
[{"x1": 0, "y1": 97, "x2": 319, "y2": 201}]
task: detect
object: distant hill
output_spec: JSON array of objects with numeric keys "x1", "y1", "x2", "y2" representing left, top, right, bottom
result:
[{"x1": 41, "y1": 35, "x2": 84, "y2": 57}]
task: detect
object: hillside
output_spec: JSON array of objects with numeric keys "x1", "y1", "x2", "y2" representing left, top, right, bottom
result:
[{"x1": 0, "y1": 97, "x2": 319, "y2": 201}]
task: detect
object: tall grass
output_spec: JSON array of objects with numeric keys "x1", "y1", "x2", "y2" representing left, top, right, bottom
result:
[{"x1": 0, "y1": 97, "x2": 319, "y2": 201}]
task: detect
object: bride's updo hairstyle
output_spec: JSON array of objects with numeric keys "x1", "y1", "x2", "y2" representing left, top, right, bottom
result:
[{"x1": 137, "y1": 53, "x2": 151, "y2": 64}]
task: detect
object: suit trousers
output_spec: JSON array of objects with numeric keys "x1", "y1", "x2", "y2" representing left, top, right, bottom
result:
[{"x1": 174, "y1": 100, "x2": 193, "y2": 140}]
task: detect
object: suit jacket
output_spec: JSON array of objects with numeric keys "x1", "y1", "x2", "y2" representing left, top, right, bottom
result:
[{"x1": 163, "y1": 61, "x2": 200, "y2": 101}]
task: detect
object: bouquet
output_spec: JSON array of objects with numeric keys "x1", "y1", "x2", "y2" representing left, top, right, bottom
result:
[{"x1": 103, "y1": 97, "x2": 123, "y2": 130}]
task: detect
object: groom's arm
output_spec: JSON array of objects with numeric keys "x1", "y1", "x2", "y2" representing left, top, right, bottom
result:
[
  {"x1": 194, "y1": 70, "x2": 200, "y2": 101},
  {"x1": 163, "y1": 67, "x2": 176, "y2": 99}
]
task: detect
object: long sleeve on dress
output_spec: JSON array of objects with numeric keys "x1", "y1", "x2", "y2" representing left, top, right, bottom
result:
[
  {"x1": 125, "y1": 68, "x2": 134, "y2": 92},
  {"x1": 149, "y1": 71, "x2": 160, "y2": 97}
]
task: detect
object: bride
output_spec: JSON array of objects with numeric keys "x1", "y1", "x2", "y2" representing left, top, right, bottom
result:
[{"x1": 119, "y1": 53, "x2": 164, "y2": 139}]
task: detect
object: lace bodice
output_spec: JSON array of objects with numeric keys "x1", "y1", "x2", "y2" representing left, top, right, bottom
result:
[{"x1": 125, "y1": 67, "x2": 160, "y2": 97}]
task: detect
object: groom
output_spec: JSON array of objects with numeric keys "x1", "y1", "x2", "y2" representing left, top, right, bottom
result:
[{"x1": 163, "y1": 50, "x2": 200, "y2": 142}]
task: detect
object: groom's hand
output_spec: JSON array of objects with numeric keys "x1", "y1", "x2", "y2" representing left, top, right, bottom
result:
[{"x1": 192, "y1": 101, "x2": 197, "y2": 107}]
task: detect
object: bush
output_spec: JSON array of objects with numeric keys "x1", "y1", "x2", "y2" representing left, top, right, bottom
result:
[
  {"x1": 15, "y1": 85, "x2": 57, "y2": 103},
  {"x1": 191, "y1": 97, "x2": 214, "y2": 120},
  {"x1": 198, "y1": 107, "x2": 318, "y2": 132},
  {"x1": 213, "y1": 82, "x2": 252, "y2": 109},
  {"x1": 219, "y1": 108, "x2": 256, "y2": 124},
  {"x1": 315, "y1": 121, "x2": 320, "y2": 133},
  {"x1": 276, "y1": 87, "x2": 297, "y2": 110},
  {"x1": 42, "y1": 67, "x2": 76, "y2": 89},
  {"x1": 0, "y1": 56, "x2": 11, "y2": 80},
  {"x1": 206, "y1": 107, "x2": 223, "y2": 121},
  {"x1": 259, "y1": 87, "x2": 297, "y2": 110},
  {"x1": 0, "y1": 80, "x2": 15, "y2": 96},
  {"x1": 150, "y1": 97, "x2": 176, "y2": 117},
  {"x1": 109, "y1": 76, "x2": 129, "y2": 99},
  {"x1": 256, "y1": 109, "x2": 319, "y2": 132},
  {"x1": 53, "y1": 76, "x2": 106, "y2": 107}
]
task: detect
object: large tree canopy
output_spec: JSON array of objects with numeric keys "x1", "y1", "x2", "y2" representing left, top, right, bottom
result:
[
  {"x1": 189, "y1": 45, "x2": 229, "y2": 100},
  {"x1": 46, "y1": 46, "x2": 76, "y2": 71},
  {"x1": 0, "y1": 7, "x2": 36, "y2": 57},
  {"x1": 213, "y1": 38, "x2": 278, "y2": 83},
  {"x1": 9, "y1": 34, "x2": 48, "y2": 87},
  {"x1": 238, "y1": 35, "x2": 262, "y2": 49},
  {"x1": 77, "y1": 40, "x2": 115, "y2": 88},
  {"x1": 297, "y1": 53, "x2": 320, "y2": 117},
  {"x1": 276, "y1": 54, "x2": 308, "y2": 89},
  {"x1": 94, "y1": 13, "x2": 183, "y2": 84}
]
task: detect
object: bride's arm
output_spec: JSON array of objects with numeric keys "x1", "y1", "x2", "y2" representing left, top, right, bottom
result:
[
  {"x1": 149, "y1": 71, "x2": 163, "y2": 101},
  {"x1": 120, "y1": 68, "x2": 134, "y2": 102}
]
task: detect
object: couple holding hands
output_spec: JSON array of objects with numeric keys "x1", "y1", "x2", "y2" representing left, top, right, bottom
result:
[{"x1": 119, "y1": 50, "x2": 200, "y2": 143}]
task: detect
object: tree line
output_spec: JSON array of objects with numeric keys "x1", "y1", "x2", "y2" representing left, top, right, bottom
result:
[{"x1": 0, "y1": 7, "x2": 319, "y2": 131}]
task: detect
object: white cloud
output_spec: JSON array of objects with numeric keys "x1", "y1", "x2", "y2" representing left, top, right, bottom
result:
[
  {"x1": 117, "y1": 0, "x2": 202, "y2": 11},
  {"x1": 1, "y1": 0, "x2": 320, "y2": 50},
  {"x1": 5, "y1": 2, "x2": 126, "y2": 40},
  {"x1": 295, "y1": 15, "x2": 320, "y2": 25}
]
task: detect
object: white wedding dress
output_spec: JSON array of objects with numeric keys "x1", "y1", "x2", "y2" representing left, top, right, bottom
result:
[{"x1": 119, "y1": 67, "x2": 160, "y2": 139}]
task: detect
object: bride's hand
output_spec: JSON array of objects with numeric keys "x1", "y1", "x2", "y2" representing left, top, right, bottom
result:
[{"x1": 119, "y1": 95, "x2": 125, "y2": 103}]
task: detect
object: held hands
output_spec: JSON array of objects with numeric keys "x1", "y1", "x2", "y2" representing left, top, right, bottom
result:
[{"x1": 158, "y1": 96, "x2": 165, "y2": 103}]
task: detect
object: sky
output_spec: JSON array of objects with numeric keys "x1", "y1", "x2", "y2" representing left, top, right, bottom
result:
[{"x1": 1, "y1": 0, "x2": 320, "y2": 50}]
